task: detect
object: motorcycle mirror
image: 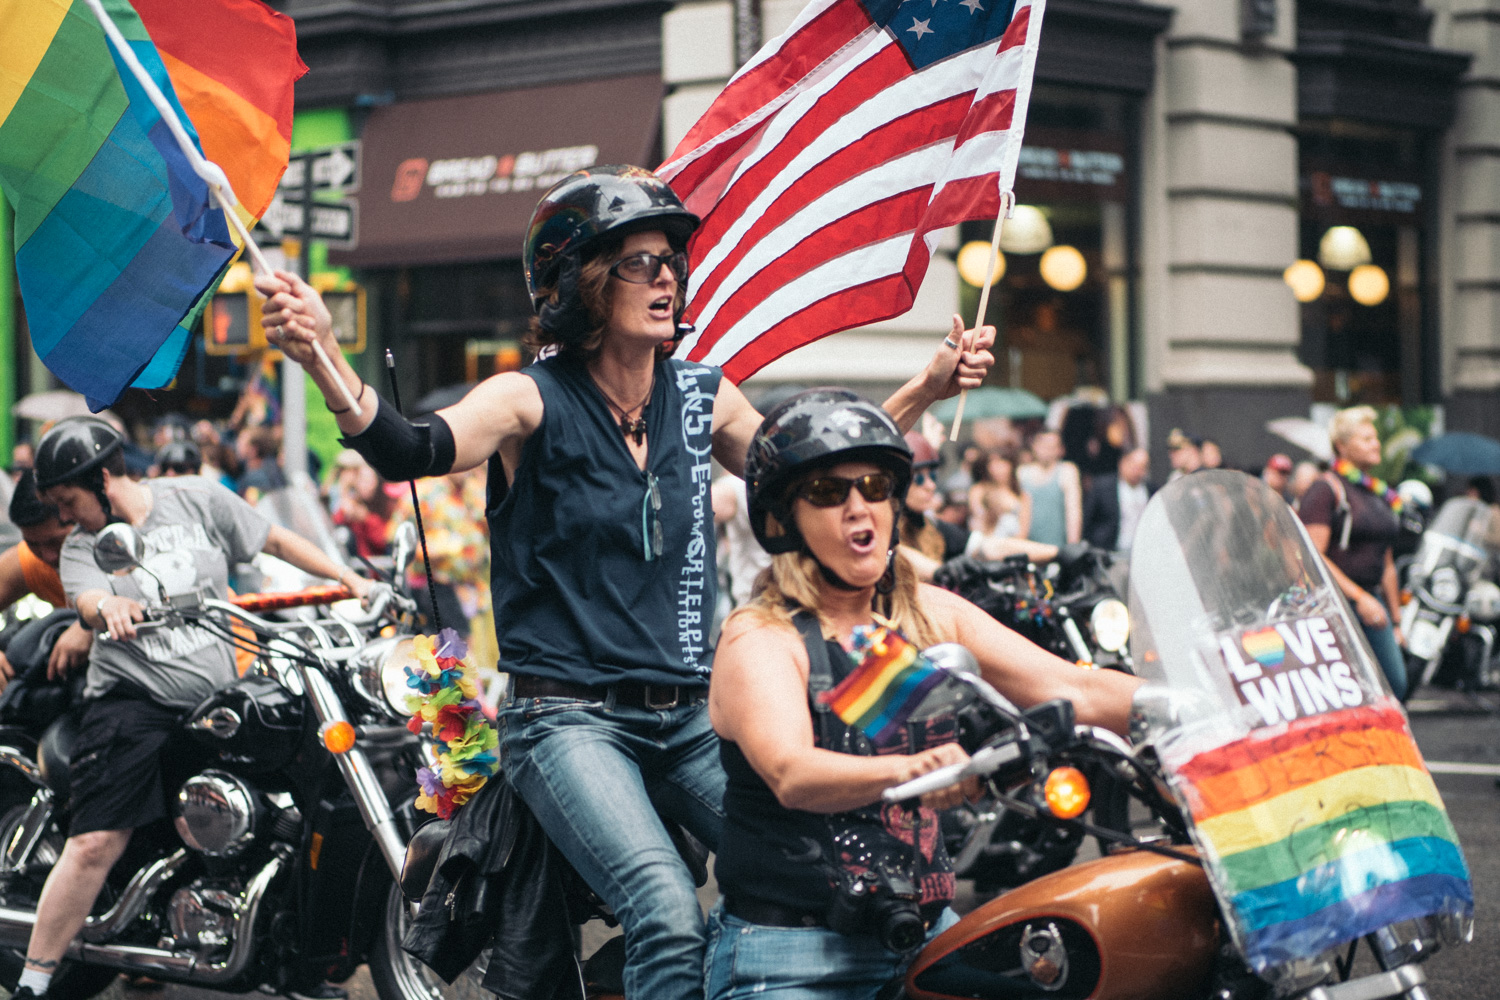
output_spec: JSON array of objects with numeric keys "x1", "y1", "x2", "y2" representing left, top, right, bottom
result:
[
  {"x1": 93, "y1": 523, "x2": 145, "y2": 574},
  {"x1": 391, "y1": 521, "x2": 418, "y2": 576}
]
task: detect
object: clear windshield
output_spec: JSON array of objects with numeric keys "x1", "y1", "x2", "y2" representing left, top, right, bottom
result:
[
  {"x1": 1414, "y1": 497, "x2": 1492, "y2": 582},
  {"x1": 1126, "y1": 471, "x2": 1471, "y2": 979}
]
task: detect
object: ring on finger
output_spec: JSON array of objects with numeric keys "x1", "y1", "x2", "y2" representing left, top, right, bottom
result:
[{"x1": 943, "y1": 336, "x2": 960, "y2": 350}]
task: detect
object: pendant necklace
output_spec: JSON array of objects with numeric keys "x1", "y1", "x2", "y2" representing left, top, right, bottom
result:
[{"x1": 594, "y1": 371, "x2": 654, "y2": 446}]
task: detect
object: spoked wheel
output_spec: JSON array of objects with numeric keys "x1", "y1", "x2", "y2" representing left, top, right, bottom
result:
[
  {"x1": 0, "y1": 791, "x2": 117, "y2": 1000},
  {"x1": 368, "y1": 882, "x2": 492, "y2": 1000}
]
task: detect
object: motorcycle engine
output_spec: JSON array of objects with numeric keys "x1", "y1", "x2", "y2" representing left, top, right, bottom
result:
[
  {"x1": 167, "y1": 880, "x2": 241, "y2": 951},
  {"x1": 175, "y1": 771, "x2": 260, "y2": 857}
]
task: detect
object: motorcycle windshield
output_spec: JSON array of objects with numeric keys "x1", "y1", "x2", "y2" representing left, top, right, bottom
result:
[
  {"x1": 1415, "y1": 498, "x2": 1492, "y2": 581},
  {"x1": 1128, "y1": 471, "x2": 1472, "y2": 975}
]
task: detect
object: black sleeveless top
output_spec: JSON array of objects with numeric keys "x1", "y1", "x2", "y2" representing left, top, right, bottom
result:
[
  {"x1": 715, "y1": 612, "x2": 960, "y2": 915},
  {"x1": 485, "y1": 354, "x2": 724, "y2": 687}
]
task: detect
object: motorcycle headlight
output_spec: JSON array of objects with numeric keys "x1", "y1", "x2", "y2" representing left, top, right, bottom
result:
[
  {"x1": 351, "y1": 636, "x2": 420, "y2": 719},
  {"x1": 1430, "y1": 567, "x2": 1462, "y2": 607},
  {"x1": 1090, "y1": 598, "x2": 1131, "y2": 653}
]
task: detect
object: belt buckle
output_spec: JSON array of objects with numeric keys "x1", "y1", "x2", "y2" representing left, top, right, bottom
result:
[{"x1": 643, "y1": 684, "x2": 679, "y2": 710}]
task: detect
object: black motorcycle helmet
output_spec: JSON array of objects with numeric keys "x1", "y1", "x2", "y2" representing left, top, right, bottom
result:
[
  {"x1": 154, "y1": 440, "x2": 202, "y2": 476},
  {"x1": 34, "y1": 416, "x2": 124, "y2": 520},
  {"x1": 523, "y1": 165, "x2": 700, "y2": 349},
  {"x1": 744, "y1": 389, "x2": 913, "y2": 560}
]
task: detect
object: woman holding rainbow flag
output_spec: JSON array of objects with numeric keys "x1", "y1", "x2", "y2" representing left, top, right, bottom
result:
[
  {"x1": 256, "y1": 166, "x2": 994, "y2": 1000},
  {"x1": 707, "y1": 390, "x2": 1138, "y2": 999}
]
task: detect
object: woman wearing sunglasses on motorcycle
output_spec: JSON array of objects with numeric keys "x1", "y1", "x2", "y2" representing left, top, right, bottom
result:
[
  {"x1": 255, "y1": 166, "x2": 994, "y2": 1000},
  {"x1": 707, "y1": 390, "x2": 1139, "y2": 1000}
]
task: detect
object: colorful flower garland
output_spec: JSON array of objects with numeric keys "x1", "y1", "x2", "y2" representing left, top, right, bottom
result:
[{"x1": 404, "y1": 629, "x2": 500, "y2": 818}]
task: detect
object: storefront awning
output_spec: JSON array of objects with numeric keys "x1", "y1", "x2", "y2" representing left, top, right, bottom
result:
[{"x1": 331, "y1": 74, "x2": 663, "y2": 269}]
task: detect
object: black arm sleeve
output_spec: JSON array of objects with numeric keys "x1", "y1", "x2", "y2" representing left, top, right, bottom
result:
[{"x1": 340, "y1": 394, "x2": 457, "y2": 481}]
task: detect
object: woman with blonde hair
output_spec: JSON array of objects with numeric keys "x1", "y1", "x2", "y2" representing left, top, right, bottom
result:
[
  {"x1": 1297, "y1": 405, "x2": 1407, "y2": 696},
  {"x1": 707, "y1": 390, "x2": 1137, "y2": 999}
]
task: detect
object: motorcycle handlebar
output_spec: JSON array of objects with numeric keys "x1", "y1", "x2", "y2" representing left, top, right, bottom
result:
[{"x1": 882, "y1": 740, "x2": 1024, "y2": 802}]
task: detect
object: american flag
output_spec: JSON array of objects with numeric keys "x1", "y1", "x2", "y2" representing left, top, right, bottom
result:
[{"x1": 658, "y1": 0, "x2": 1046, "y2": 381}]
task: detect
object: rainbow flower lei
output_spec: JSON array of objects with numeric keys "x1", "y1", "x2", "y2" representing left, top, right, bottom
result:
[{"x1": 404, "y1": 629, "x2": 499, "y2": 818}]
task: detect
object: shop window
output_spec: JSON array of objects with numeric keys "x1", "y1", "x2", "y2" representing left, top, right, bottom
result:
[
  {"x1": 958, "y1": 85, "x2": 1136, "y2": 403},
  {"x1": 1295, "y1": 120, "x2": 1431, "y2": 406},
  {"x1": 392, "y1": 260, "x2": 532, "y2": 397}
]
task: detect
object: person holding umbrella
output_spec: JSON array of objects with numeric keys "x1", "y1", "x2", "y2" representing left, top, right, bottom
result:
[{"x1": 1298, "y1": 406, "x2": 1407, "y2": 697}]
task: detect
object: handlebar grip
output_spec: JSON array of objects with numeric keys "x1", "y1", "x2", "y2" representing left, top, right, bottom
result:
[
  {"x1": 100, "y1": 618, "x2": 166, "y2": 642},
  {"x1": 231, "y1": 586, "x2": 354, "y2": 612},
  {"x1": 880, "y1": 740, "x2": 1025, "y2": 803}
]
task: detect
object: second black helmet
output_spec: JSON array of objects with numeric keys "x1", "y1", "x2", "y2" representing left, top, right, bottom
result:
[{"x1": 34, "y1": 416, "x2": 124, "y2": 491}]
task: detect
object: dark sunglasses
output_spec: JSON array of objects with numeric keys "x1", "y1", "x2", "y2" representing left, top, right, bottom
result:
[
  {"x1": 796, "y1": 472, "x2": 896, "y2": 508},
  {"x1": 912, "y1": 468, "x2": 937, "y2": 486},
  {"x1": 610, "y1": 251, "x2": 689, "y2": 284}
]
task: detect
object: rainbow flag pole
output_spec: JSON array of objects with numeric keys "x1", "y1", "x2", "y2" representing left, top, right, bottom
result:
[{"x1": 80, "y1": 0, "x2": 361, "y2": 417}]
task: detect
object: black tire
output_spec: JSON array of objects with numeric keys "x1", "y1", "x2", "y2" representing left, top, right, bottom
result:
[
  {"x1": 0, "y1": 795, "x2": 117, "y2": 1000},
  {"x1": 367, "y1": 882, "x2": 492, "y2": 1000}
]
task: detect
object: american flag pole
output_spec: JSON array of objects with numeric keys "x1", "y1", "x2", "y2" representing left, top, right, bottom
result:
[{"x1": 950, "y1": 0, "x2": 1046, "y2": 440}]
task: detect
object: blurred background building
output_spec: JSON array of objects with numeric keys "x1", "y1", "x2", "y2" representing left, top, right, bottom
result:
[{"x1": 5, "y1": 0, "x2": 1500, "y2": 472}]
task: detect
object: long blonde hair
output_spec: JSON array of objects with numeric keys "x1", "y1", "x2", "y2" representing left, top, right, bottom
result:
[{"x1": 729, "y1": 545, "x2": 941, "y2": 647}]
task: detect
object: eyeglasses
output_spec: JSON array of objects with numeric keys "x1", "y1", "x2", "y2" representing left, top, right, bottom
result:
[
  {"x1": 611, "y1": 251, "x2": 689, "y2": 284},
  {"x1": 912, "y1": 469, "x2": 937, "y2": 487},
  {"x1": 642, "y1": 473, "x2": 664, "y2": 560},
  {"x1": 796, "y1": 472, "x2": 896, "y2": 508}
]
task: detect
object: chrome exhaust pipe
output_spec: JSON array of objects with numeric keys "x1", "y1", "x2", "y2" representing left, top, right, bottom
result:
[{"x1": 0, "y1": 852, "x2": 284, "y2": 985}]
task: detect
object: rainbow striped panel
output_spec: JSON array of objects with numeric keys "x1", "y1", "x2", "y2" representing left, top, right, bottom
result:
[
  {"x1": 1, "y1": 0, "x2": 235, "y2": 408},
  {"x1": 821, "y1": 626, "x2": 946, "y2": 745},
  {"x1": 1175, "y1": 701, "x2": 1472, "y2": 971}
]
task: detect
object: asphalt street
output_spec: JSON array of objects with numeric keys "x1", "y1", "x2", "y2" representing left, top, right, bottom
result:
[{"x1": 60, "y1": 699, "x2": 1500, "y2": 1000}]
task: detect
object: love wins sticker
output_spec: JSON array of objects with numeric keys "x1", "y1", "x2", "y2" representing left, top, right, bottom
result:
[{"x1": 1219, "y1": 616, "x2": 1367, "y2": 728}]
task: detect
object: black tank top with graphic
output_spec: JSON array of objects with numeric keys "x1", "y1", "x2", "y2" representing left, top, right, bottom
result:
[{"x1": 715, "y1": 611, "x2": 959, "y2": 916}]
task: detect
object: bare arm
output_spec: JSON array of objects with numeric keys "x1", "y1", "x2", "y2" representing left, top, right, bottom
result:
[
  {"x1": 712, "y1": 476, "x2": 741, "y2": 526},
  {"x1": 1016, "y1": 492, "x2": 1032, "y2": 540},
  {"x1": 255, "y1": 270, "x2": 542, "y2": 477},
  {"x1": 710, "y1": 615, "x2": 971, "y2": 813},
  {"x1": 1382, "y1": 548, "x2": 1402, "y2": 641},
  {"x1": 261, "y1": 525, "x2": 374, "y2": 601},
  {"x1": 1062, "y1": 463, "x2": 1082, "y2": 545},
  {"x1": 0, "y1": 548, "x2": 28, "y2": 612},
  {"x1": 926, "y1": 585, "x2": 1140, "y2": 733},
  {"x1": 711, "y1": 380, "x2": 763, "y2": 477},
  {"x1": 881, "y1": 315, "x2": 996, "y2": 433}
]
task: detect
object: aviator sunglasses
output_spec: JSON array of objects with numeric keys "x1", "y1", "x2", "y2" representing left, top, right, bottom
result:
[
  {"x1": 796, "y1": 471, "x2": 897, "y2": 508},
  {"x1": 610, "y1": 251, "x2": 690, "y2": 284}
]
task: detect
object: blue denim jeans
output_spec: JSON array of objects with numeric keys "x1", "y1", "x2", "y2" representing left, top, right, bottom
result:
[
  {"x1": 1363, "y1": 620, "x2": 1408, "y2": 699},
  {"x1": 497, "y1": 694, "x2": 725, "y2": 1000},
  {"x1": 703, "y1": 902, "x2": 959, "y2": 1000}
]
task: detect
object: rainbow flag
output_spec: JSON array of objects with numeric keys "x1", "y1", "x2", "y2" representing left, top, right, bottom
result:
[
  {"x1": 1174, "y1": 701, "x2": 1472, "y2": 971},
  {"x1": 126, "y1": 0, "x2": 304, "y2": 389},
  {"x1": 821, "y1": 625, "x2": 947, "y2": 745}
]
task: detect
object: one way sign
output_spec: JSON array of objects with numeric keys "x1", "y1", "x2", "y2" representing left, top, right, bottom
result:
[
  {"x1": 256, "y1": 194, "x2": 358, "y2": 248},
  {"x1": 279, "y1": 141, "x2": 361, "y2": 193}
]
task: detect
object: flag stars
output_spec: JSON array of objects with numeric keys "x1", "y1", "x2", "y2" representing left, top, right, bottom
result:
[
  {"x1": 908, "y1": 17, "x2": 933, "y2": 40},
  {"x1": 960, "y1": 0, "x2": 984, "y2": 11}
]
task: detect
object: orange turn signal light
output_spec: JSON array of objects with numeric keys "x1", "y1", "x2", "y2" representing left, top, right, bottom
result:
[
  {"x1": 321, "y1": 721, "x2": 357, "y2": 754},
  {"x1": 1400, "y1": 589, "x2": 1413, "y2": 606},
  {"x1": 1458, "y1": 615, "x2": 1472, "y2": 634},
  {"x1": 1043, "y1": 766, "x2": 1091, "y2": 819}
]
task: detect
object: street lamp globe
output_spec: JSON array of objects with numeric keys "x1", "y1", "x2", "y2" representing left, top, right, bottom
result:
[
  {"x1": 956, "y1": 240, "x2": 1006, "y2": 286},
  {"x1": 999, "y1": 205, "x2": 1054, "y2": 254},
  {"x1": 1283, "y1": 259, "x2": 1325, "y2": 303},
  {"x1": 1039, "y1": 245, "x2": 1087, "y2": 292},
  {"x1": 1348, "y1": 264, "x2": 1390, "y2": 306},
  {"x1": 1318, "y1": 226, "x2": 1372, "y2": 270}
]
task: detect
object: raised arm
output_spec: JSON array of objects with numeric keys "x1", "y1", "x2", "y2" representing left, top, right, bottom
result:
[
  {"x1": 710, "y1": 314, "x2": 996, "y2": 474},
  {"x1": 255, "y1": 270, "x2": 541, "y2": 479}
]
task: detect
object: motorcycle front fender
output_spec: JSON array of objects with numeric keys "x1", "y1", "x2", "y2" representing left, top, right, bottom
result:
[{"x1": 906, "y1": 849, "x2": 1217, "y2": 1000}]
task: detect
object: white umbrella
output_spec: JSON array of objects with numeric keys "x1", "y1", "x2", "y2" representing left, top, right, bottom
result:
[{"x1": 1266, "y1": 417, "x2": 1333, "y2": 462}]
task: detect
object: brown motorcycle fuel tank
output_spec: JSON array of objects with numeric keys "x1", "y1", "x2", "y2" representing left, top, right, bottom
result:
[{"x1": 906, "y1": 848, "x2": 1218, "y2": 1000}]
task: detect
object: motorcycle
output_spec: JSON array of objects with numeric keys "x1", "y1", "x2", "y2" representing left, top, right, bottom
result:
[
  {"x1": 932, "y1": 545, "x2": 1133, "y2": 895},
  {"x1": 0, "y1": 520, "x2": 468, "y2": 1000},
  {"x1": 886, "y1": 470, "x2": 1471, "y2": 999},
  {"x1": 1400, "y1": 496, "x2": 1500, "y2": 696}
]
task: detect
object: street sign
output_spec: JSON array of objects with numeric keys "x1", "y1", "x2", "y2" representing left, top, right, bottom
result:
[
  {"x1": 255, "y1": 194, "x2": 358, "y2": 248},
  {"x1": 279, "y1": 141, "x2": 361, "y2": 193}
]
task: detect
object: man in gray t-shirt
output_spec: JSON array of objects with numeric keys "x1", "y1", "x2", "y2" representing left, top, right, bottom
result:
[{"x1": 14, "y1": 418, "x2": 375, "y2": 1000}]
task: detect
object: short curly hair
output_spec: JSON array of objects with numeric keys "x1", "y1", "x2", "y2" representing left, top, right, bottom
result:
[{"x1": 1328, "y1": 405, "x2": 1378, "y2": 451}]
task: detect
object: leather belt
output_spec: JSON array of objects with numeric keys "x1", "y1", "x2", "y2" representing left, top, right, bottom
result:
[
  {"x1": 724, "y1": 895, "x2": 828, "y2": 929},
  {"x1": 511, "y1": 675, "x2": 706, "y2": 711}
]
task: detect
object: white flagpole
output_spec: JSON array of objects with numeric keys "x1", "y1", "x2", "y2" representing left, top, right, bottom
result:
[
  {"x1": 948, "y1": 0, "x2": 1046, "y2": 442},
  {"x1": 81, "y1": 0, "x2": 362, "y2": 418}
]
